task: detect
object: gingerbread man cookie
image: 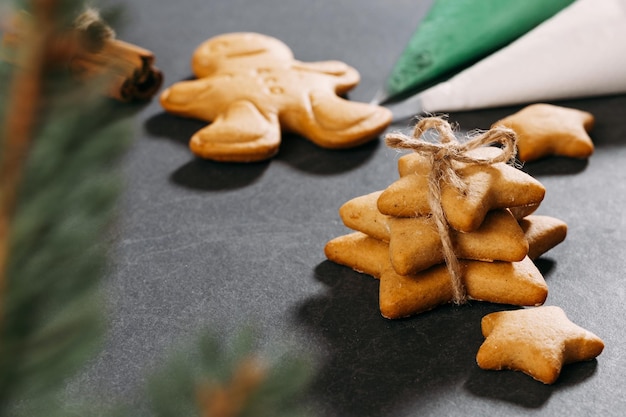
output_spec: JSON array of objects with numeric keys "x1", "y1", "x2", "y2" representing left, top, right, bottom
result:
[{"x1": 160, "y1": 32, "x2": 392, "y2": 162}]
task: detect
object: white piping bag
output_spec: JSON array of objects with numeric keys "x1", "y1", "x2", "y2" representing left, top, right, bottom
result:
[{"x1": 386, "y1": 0, "x2": 626, "y2": 120}]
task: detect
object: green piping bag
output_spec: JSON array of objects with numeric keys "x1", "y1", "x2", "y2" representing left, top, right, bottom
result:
[
  {"x1": 375, "y1": 0, "x2": 575, "y2": 104},
  {"x1": 385, "y1": 0, "x2": 626, "y2": 119}
]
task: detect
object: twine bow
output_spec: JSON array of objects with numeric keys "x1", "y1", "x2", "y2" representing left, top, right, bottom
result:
[{"x1": 385, "y1": 117, "x2": 518, "y2": 304}]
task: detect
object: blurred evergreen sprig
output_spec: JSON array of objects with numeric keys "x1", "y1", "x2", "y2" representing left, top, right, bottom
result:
[
  {"x1": 0, "y1": 1, "x2": 314, "y2": 416},
  {"x1": 0, "y1": 0, "x2": 133, "y2": 412},
  {"x1": 149, "y1": 329, "x2": 313, "y2": 417}
]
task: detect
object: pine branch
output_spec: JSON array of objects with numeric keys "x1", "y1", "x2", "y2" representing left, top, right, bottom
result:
[
  {"x1": 148, "y1": 329, "x2": 313, "y2": 417},
  {"x1": 0, "y1": 0, "x2": 132, "y2": 411},
  {"x1": 0, "y1": 0, "x2": 53, "y2": 326}
]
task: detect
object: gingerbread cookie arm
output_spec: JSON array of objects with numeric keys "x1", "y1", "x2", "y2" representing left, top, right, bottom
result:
[
  {"x1": 283, "y1": 89, "x2": 391, "y2": 149},
  {"x1": 189, "y1": 101, "x2": 281, "y2": 162},
  {"x1": 160, "y1": 77, "x2": 219, "y2": 121},
  {"x1": 292, "y1": 60, "x2": 360, "y2": 94}
]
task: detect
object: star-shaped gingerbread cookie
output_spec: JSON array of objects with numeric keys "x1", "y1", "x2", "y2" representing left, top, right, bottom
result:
[
  {"x1": 378, "y1": 256, "x2": 547, "y2": 319},
  {"x1": 324, "y1": 214, "x2": 566, "y2": 318},
  {"x1": 160, "y1": 32, "x2": 392, "y2": 162},
  {"x1": 519, "y1": 215, "x2": 567, "y2": 260},
  {"x1": 377, "y1": 149, "x2": 546, "y2": 232},
  {"x1": 325, "y1": 214, "x2": 565, "y2": 281},
  {"x1": 493, "y1": 103, "x2": 595, "y2": 162},
  {"x1": 339, "y1": 191, "x2": 528, "y2": 275},
  {"x1": 476, "y1": 306, "x2": 604, "y2": 384},
  {"x1": 325, "y1": 232, "x2": 548, "y2": 318}
]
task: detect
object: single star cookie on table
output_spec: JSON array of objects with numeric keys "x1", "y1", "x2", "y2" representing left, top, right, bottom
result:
[
  {"x1": 160, "y1": 32, "x2": 392, "y2": 162},
  {"x1": 493, "y1": 103, "x2": 595, "y2": 162},
  {"x1": 476, "y1": 306, "x2": 604, "y2": 384},
  {"x1": 339, "y1": 191, "x2": 528, "y2": 275},
  {"x1": 377, "y1": 148, "x2": 546, "y2": 232}
]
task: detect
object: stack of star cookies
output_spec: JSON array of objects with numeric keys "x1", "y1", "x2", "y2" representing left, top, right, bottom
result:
[{"x1": 325, "y1": 147, "x2": 567, "y2": 319}]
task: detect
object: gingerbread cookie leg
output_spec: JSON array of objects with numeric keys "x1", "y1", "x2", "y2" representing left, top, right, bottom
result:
[{"x1": 189, "y1": 101, "x2": 281, "y2": 162}]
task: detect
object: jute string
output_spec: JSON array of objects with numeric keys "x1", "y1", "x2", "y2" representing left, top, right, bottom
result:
[{"x1": 385, "y1": 117, "x2": 518, "y2": 304}]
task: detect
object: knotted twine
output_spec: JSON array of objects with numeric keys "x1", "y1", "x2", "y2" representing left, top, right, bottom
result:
[{"x1": 385, "y1": 117, "x2": 518, "y2": 304}]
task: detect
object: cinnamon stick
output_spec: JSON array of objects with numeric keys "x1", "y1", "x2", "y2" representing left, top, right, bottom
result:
[
  {"x1": 73, "y1": 38, "x2": 163, "y2": 102},
  {"x1": 1, "y1": 9, "x2": 163, "y2": 102}
]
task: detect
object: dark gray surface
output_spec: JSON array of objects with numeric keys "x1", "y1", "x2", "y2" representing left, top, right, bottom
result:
[{"x1": 70, "y1": 0, "x2": 626, "y2": 415}]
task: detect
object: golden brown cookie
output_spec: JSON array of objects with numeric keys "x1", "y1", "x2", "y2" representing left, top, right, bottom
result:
[
  {"x1": 379, "y1": 257, "x2": 547, "y2": 319},
  {"x1": 509, "y1": 204, "x2": 540, "y2": 220},
  {"x1": 377, "y1": 151, "x2": 546, "y2": 232},
  {"x1": 324, "y1": 232, "x2": 550, "y2": 319},
  {"x1": 493, "y1": 103, "x2": 595, "y2": 162},
  {"x1": 324, "y1": 232, "x2": 388, "y2": 279},
  {"x1": 160, "y1": 32, "x2": 392, "y2": 162},
  {"x1": 519, "y1": 215, "x2": 568, "y2": 260},
  {"x1": 326, "y1": 209, "x2": 566, "y2": 280},
  {"x1": 476, "y1": 306, "x2": 604, "y2": 384},
  {"x1": 387, "y1": 209, "x2": 527, "y2": 275},
  {"x1": 325, "y1": 211, "x2": 567, "y2": 278},
  {"x1": 340, "y1": 192, "x2": 529, "y2": 274},
  {"x1": 324, "y1": 209, "x2": 568, "y2": 319},
  {"x1": 338, "y1": 191, "x2": 389, "y2": 242}
]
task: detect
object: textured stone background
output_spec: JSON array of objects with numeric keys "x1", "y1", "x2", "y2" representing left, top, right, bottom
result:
[{"x1": 68, "y1": 1, "x2": 626, "y2": 416}]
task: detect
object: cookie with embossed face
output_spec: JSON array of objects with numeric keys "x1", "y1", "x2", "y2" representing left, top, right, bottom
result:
[{"x1": 160, "y1": 32, "x2": 392, "y2": 162}]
